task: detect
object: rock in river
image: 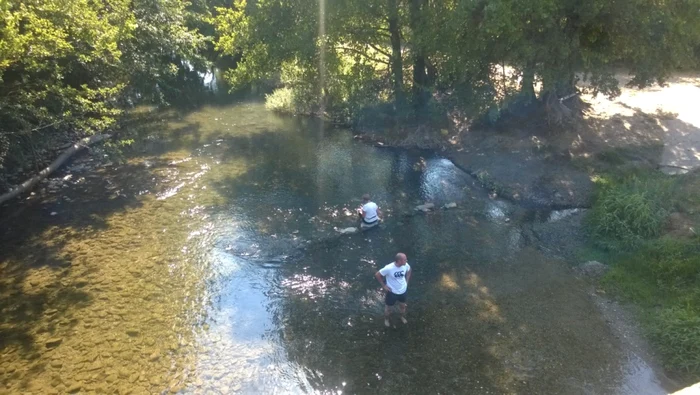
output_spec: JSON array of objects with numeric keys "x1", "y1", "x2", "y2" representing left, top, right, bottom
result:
[
  {"x1": 337, "y1": 227, "x2": 358, "y2": 235},
  {"x1": 415, "y1": 203, "x2": 435, "y2": 212},
  {"x1": 126, "y1": 329, "x2": 141, "y2": 337},
  {"x1": 443, "y1": 202, "x2": 458, "y2": 209},
  {"x1": 46, "y1": 338, "x2": 63, "y2": 348},
  {"x1": 578, "y1": 261, "x2": 608, "y2": 279}
]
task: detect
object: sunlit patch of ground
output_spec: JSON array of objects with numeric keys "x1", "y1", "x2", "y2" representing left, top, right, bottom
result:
[{"x1": 581, "y1": 73, "x2": 700, "y2": 172}]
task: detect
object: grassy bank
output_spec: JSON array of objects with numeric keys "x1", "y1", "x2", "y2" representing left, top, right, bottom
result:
[{"x1": 587, "y1": 170, "x2": 700, "y2": 380}]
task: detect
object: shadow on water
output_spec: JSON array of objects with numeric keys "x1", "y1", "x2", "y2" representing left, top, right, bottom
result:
[{"x1": 0, "y1": 99, "x2": 673, "y2": 394}]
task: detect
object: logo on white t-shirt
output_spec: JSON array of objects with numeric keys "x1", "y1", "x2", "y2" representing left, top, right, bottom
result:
[{"x1": 380, "y1": 262, "x2": 410, "y2": 294}]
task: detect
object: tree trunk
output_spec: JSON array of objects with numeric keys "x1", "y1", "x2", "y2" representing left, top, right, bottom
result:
[
  {"x1": 388, "y1": 0, "x2": 404, "y2": 110},
  {"x1": 426, "y1": 58, "x2": 437, "y2": 86},
  {"x1": 520, "y1": 64, "x2": 536, "y2": 103},
  {"x1": 410, "y1": 0, "x2": 427, "y2": 110},
  {"x1": 0, "y1": 134, "x2": 110, "y2": 206}
]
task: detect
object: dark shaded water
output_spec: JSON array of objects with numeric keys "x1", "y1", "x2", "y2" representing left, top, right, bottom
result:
[{"x1": 0, "y1": 103, "x2": 668, "y2": 394}]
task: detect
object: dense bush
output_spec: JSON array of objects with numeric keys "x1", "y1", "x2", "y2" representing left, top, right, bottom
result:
[
  {"x1": 588, "y1": 174, "x2": 675, "y2": 250},
  {"x1": 265, "y1": 88, "x2": 296, "y2": 114}
]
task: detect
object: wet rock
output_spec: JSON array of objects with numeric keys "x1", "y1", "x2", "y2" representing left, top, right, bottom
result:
[
  {"x1": 50, "y1": 360, "x2": 63, "y2": 368},
  {"x1": 149, "y1": 351, "x2": 160, "y2": 362},
  {"x1": 87, "y1": 360, "x2": 104, "y2": 371},
  {"x1": 415, "y1": 203, "x2": 435, "y2": 212},
  {"x1": 45, "y1": 338, "x2": 63, "y2": 348},
  {"x1": 578, "y1": 261, "x2": 608, "y2": 279},
  {"x1": 442, "y1": 202, "x2": 458, "y2": 209},
  {"x1": 337, "y1": 227, "x2": 358, "y2": 235},
  {"x1": 45, "y1": 309, "x2": 58, "y2": 316},
  {"x1": 118, "y1": 368, "x2": 130, "y2": 378},
  {"x1": 126, "y1": 329, "x2": 140, "y2": 337},
  {"x1": 67, "y1": 383, "x2": 82, "y2": 393}
]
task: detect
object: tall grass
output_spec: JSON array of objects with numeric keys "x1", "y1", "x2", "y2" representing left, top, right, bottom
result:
[
  {"x1": 604, "y1": 239, "x2": 700, "y2": 376},
  {"x1": 588, "y1": 174, "x2": 675, "y2": 251},
  {"x1": 590, "y1": 171, "x2": 700, "y2": 379}
]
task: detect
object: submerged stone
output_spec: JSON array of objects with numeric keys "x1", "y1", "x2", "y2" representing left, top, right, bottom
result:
[
  {"x1": 337, "y1": 227, "x2": 358, "y2": 235},
  {"x1": 45, "y1": 338, "x2": 63, "y2": 348},
  {"x1": 415, "y1": 203, "x2": 435, "y2": 212}
]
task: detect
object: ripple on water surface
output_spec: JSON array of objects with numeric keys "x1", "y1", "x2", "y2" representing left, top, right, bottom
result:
[{"x1": 0, "y1": 102, "x2": 670, "y2": 394}]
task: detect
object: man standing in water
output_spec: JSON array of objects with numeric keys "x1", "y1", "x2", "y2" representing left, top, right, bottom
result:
[
  {"x1": 375, "y1": 253, "x2": 411, "y2": 327},
  {"x1": 358, "y1": 194, "x2": 381, "y2": 229}
]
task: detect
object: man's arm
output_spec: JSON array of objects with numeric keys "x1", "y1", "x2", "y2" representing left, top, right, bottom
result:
[
  {"x1": 406, "y1": 268, "x2": 412, "y2": 285},
  {"x1": 377, "y1": 207, "x2": 383, "y2": 218},
  {"x1": 375, "y1": 271, "x2": 390, "y2": 292}
]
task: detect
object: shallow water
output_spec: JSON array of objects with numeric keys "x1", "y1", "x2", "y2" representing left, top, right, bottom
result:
[{"x1": 0, "y1": 102, "x2": 669, "y2": 394}]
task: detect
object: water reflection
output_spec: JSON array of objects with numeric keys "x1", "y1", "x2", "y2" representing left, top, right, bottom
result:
[{"x1": 0, "y1": 102, "x2": 667, "y2": 394}]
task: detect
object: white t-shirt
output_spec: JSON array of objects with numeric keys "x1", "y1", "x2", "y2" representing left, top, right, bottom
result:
[
  {"x1": 362, "y1": 202, "x2": 379, "y2": 222},
  {"x1": 379, "y1": 262, "x2": 411, "y2": 294}
]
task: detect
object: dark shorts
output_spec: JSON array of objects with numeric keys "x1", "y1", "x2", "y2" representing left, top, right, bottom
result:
[
  {"x1": 385, "y1": 291, "x2": 407, "y2": 306},
  {"x1": 359, "y1": 213, "x2": 378, "y2": 226}
]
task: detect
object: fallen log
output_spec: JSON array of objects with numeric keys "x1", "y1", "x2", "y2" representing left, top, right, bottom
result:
[{"x1": 0, "y1": 134, "x2": 111, "y2": 206}]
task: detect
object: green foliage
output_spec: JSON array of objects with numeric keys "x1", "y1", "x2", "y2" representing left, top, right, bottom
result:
[
  {"x1": 588, "y1": 174, "x2": 675, "y2": 250},
  {"x1": 265, "y1": 87, "x2": 296, "y2": 114},
  {"x1": 603, "y1": 238, "x2": 700, "y2": 376},
  {"x1": 595, "y1": 170, "x2": 700, "y2": 378},
  {"x1": 213, "y1": 0, "x2": 700, "y2": 126},
  {"x1": 0, "y1": 0, "x2": 208, "y2": 186},
  {"x1": 649, "y1": 307, "x2": 700, "y2": 374}
]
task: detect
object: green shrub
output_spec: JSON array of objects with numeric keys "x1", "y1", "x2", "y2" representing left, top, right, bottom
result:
[
  {"x1": 649, "y1": 307, "x2": 700, "y2": 374},
  {"x1": 265, "y1": 87, "x2": 296, "y2": 114},
  {"x1": 588, "y1": 174, "x2": 675, "y2": 250}
]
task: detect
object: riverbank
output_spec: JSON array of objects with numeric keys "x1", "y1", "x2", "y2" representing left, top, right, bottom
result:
[
  {"x1": 355, "y1": 73, "x2": 700, "y2": 211},
  {"x1": 353, "y1": 73, "x2": 700, "y2": 385}
]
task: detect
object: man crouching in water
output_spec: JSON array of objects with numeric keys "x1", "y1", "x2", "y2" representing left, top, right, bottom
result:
[
  {"x1": 358, "y1": 194, "x2": 381, "y2": 230},
  {"x1": 375, "y1": 252, "x2": 412, "y2": 327}
]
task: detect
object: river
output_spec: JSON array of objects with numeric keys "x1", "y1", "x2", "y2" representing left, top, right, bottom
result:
[{"x1": 0, "y1": 102, "x2": 671, "y2": 394}]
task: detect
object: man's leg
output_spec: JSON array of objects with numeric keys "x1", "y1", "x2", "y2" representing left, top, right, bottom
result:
[
  {"x1": 398, "y1": 302, "x2": 407, "y2": 324},
  {"x1": 384, "y1": 292, "x2": 396, "y2": 327}
]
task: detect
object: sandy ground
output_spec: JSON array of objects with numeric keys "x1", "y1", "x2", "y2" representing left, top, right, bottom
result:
[{"x1": 582, "y1": 73, "x2": 700, "y2": 174}]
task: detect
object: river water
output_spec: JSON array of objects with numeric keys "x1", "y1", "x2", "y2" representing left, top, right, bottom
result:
[{"x1": 0, "y1": 102, "x2": 670, "y2": 394}]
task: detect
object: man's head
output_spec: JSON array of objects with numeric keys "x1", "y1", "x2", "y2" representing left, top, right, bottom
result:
[
  {"x1": 362, "y1": 194, "x2": 371, "y2": 203},
  {"x1": 395, "y1": 252, "x2": 407, "y2": 266}
]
